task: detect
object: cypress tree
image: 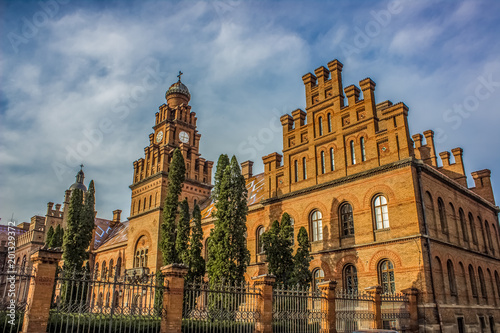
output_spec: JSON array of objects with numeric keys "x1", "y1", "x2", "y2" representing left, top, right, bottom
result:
[
  {"x1": 211, "y1": 154, "x2": 229, "y2": 201},
  {"x1": 207, "y1": 155, "x2": 250, "y2": 284},
  {"x1": 45, "y1": 226, "x2": 55, "y2": 247},
  {"x1": 291, "y1": 227, "x2": 312, "y2": 288},
  {"x1": 81, "y1": 180, "x2": 96, "y2": 253},
  {"x1": 53, "y1": 225, "x2": 64, "y2": 247},
  {"x1": 62, "y1": 188, "x2": 84, "y2": 270},
  {"x1": 186, "y1": 204, "x2": 205, "y2": 283},
  {"x1": 176, "y1": 199, "x2": 190, "y2": 265},
  {"x1": 160, "y1": 148, "x2": 186, "y2": 265},
  {"x1": 262, "y1": 212, "x2": 294, "y2": 286}
]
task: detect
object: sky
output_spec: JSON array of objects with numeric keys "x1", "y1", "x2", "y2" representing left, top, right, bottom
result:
[{"x1": 1, "y1": 0, "x2": 499, "y2": 224}]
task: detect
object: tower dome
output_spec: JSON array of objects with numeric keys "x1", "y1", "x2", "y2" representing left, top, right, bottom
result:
[
  {"x1": 165, "y1": 71, "x2": 190, "y2": 107},
  {"x1": 69, "y1": 165, "x2": 87, "y2": 192}
]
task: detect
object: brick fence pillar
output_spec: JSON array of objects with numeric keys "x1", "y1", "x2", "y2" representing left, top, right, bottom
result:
[
  {"x1": 366, "y1": 285, "x2": 383, "y2": 329},
  {"x1": 160, "y1": 263, "x2": 188, "y2": 333},
  {"x1": 402, "y1": 287, "x2": 419, "y2": 333},
  {"x1": 318, "y1": 280, "x2": 337, "y2": 333},
  {"x1": 22, "y1": 248, "x2": 62, "y2": 333},
  {"x1": 252, "y1": 274, "x2": 275, "y2": 333}
]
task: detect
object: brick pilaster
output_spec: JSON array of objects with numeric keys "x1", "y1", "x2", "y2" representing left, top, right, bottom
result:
[
  {"x1": 366, "y1": 285, "x2": 383, "y2": 329},
  {"x1": 160, "y1": 263, "x2": 188, "y2": 333},
  {"x1": 22, "y1": 248, "x2": 62, "y2": 333},
  {"x1": 252, "y1": 274, "x2": 276, "y2": 333},
  {"x1": 318, "y1": 280, "x2": 337, "y2": 333}
]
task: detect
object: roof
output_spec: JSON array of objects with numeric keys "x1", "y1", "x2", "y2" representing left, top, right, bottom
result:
[
  {"x1": 93, "y1": 217, "x2": 116, "y2": 249},
  {"x1": 95, "y1": 220, "x2": 129, "y2": 250}
]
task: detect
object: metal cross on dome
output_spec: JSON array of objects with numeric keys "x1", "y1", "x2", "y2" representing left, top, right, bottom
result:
[
  {"x1": 80, "y1": 164, "x2": 84, "y2": 170},
  {"x1": 177, "y1": 71, "x2": 183, "y2": 82}
]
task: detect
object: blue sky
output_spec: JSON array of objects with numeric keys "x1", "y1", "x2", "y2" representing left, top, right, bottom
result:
[{"x1": 1, "y1": 0, "x2": 499, "y2": 224}]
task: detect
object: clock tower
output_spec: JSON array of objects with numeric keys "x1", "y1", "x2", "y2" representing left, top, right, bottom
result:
[{"x1": 126, "y1": 73, "x2": 214, "y2": 271}]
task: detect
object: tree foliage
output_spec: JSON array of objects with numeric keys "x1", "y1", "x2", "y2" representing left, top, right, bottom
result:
[
  {"x1": 262, "y1": 212, "x2": 294, "y2": 286},
  {"x1": 211, "y1": 154, "x2": 229, "y2": 201},
  {"x1": 160, "y1": 148, "x2": 186, "y2": 265},
  {"x1": 290, "y1": 227, "x2": 312, "y2": 287},
  {"x1": 45, "y1": 226, "x2": 54, "y2": 247},
  {"x1": 207, "y1": 155, "x2": 250, "y2": 284},
  {"x1": 176, "y1": 199, "x2": 190, "y2": 265},
  {"x1": 52, "y1": 224, "x2": 64, "y2": 247},
  {"x1": 186, "y1": 204, "x2": 205, "y2": 283}
]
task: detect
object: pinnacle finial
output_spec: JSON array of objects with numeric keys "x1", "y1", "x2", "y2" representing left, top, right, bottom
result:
[
  {"x1": 177, "y1": 71, "x2": 183, "y2": 82},
  {"x1": 80, "y1": 164, "x2": 84, "y2": 170}
]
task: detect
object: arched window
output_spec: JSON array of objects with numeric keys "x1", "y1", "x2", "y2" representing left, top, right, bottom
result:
[
  {"x1": 327, "y1": 113, "x2": 332, "y2": 132},
  {"x1": 437, "y1": 198, "x2": 448, "y2": 233},
  {"x1": 101, "y1": 261, "x2": 107, "y2": 279},
  {"x1": 469, "y1": 265, "x2": 478, "y2": 298},
  {"x1": 105, "y1": 292, "x2": 110, "y2": 307},
  {"x1": 294, "y1": 160, "x2": 298, "y2": 182},
  {"x1": 459, "y1": 209, "x2": 469, "y2": 243},
  {"x1": 134, "y1": 236, "x2": 148, "y2": 268},
  {"x1": 116, "y1": 257, "x2": 122, "y2": 277},
  {"x1": 310, "y1": 210, "x2": 323, "y2": 242},
  {"x1": 155, "y1": 193, "x2": 158, "y2": 207},
  {"x1": 343, "y1": 264, "x2": 358, "y2": 294},
  {"x1": 313, "y1": 268, "x2": 324, "y2": 290},
  {"x1": 257, "y1": 226, "x2": 265, "y2": 254},
  {"x1": 340, "y1": 203, "x2": 354, "y2": 236},
  {"x1": 495, "y1": 271, "x2": 500, "y2": 299},
  {"x1": 320, "y1": 151, "x2": 326, "y2": 174},
  {"x1": 21, "y1": 256, "x2": 26, "y2": 270},
  {"x1": 149, "y1": 195, "x2": 152, "y2": 208},
  {"x1": 138, "y1": 199, "x2": 141, "y2": 213},
  {"x1": 360, "y1": 137, "x2": 366, "y2": 162},
  {"x1": 468, "y1": 213, "x2": 478, "y2": 245},
  {"x1": 143, "y1": 198, "x2": 146, "y2": 210},
  {"x1": 379, "y1": 260, "x2": 395, "y2": 294},
  {"x1": 94, "y1": 262, "x2": 99, "y2": 275},
  {"x1": 374, "y1": 195, "x2": 389, "y2": 229},
  {"x1": 330, "y1": 148, "x2": 335, "y2": 171},
  {"x1": 350, "y1": 140, "x2": 356, "y2": 165},
  {"x1": 109, "y1": 259, "x2": 114, "y2": 278},
  {"x1": 318, "y1": 117, "x2": 323, "y2": 136},
  {"x1": 485, "y1": 222, "x2": 494, "y2": 254},
  {"x1": 447, "y1": 260, "x2": 457, "y2": 296},
  {"x1": 478, "y1": 267, "x2": 487, "y2": 300},
  {"x1": 302, "y1": 157, "x2": 307, "y2": 180}
]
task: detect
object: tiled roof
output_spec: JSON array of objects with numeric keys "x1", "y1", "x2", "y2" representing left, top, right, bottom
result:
[
  {"x1": 93, "y1": 218, "x2": 115, "y2": 249},
  {"x1": 200, "y1": 172, "x2": 265, "y2": 219},
  {"x1": 96, "y1": 221, "x2": 129, "y2": 250}
]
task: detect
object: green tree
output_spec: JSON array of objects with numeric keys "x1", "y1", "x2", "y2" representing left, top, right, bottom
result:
[
  {"x1": 207, "y1": 155, "x2": 250, "y2": 285},
  {"x1": 211, "y1": 154, "x2": 229, "y2": 201},
  {"x1": 53, "y1": 224, "x2": 64, "y2": 247},
  {"x1": 176, "y1": 199, "x2": 190, "y2": 265},
  {"x1": 154, "y1": 270, "x2": 165, "y2": 316},
  {"x1": 186, "y1": 204, "x2": 205, "y2": 283},
  {"x1": 262, "y1": 213, "x2": 294, "y2": 286},
  {"x1": 291, "y1": 227, "x2": 312, "y2": 288},
  {"x1": 45, "y1": 226, "x2": 54, "y2": 247},
  {"x1": 160, "y1": 148, "x2": 186, "y2": 265}
]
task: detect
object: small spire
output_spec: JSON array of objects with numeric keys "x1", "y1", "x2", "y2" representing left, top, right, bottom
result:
[
  {"x1": 177, "y1": 71, "x2": 183, "y2": 82},
  {"x1": 80, "y1": 163, "x2": 84, "y2": 171}
]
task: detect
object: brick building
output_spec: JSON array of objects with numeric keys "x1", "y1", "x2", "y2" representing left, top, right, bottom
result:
[{"x1": 13, "y1": 60, "x2": 500, "y2": 332}]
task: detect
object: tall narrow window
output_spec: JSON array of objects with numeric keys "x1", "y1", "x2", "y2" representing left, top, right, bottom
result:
[
  {"x1": 459, "y1": 209, "x2": 469, "y2": 242},
  {"x1": 101, "y1": 261, "x2": 107, "y2": 279},
  {"x1": 344, "y1": 265, "x2": 358, "y2": 294},
  {"x1": 313, "y1": 268, "x2": 324, "y2": 290},
  {"x1": 379, "y1": 260, "x2": 395, "y2": 294},
  {"x1": 320, "y1": 151, "x2": 326, "y2": 174},
  {"x1": 302, "y1": 157, "x2": 307, "y2": 180},
  {"x1": 109, "y1": 259, "x2": 114, "y2": 277},
  {"x1": 469, "y1": 265, "x2": 478, "y2": 298},
  {"x1": 447, "y1": 260, "x2": 457, "y2": 296},
  {"x1": 310, "y1": 210, "x2": 323, "y2": 241},
  {"x1": 485, "y1": 222, "x2": 494, "y2": 254},
  {"x1": 468, "y1": 213, "x2": 478, "y2": 245},
  {"x1": 340, "y1": 203, "x2": 354, "y2": 236},
  {"x1": 374, "y1": 195, "x2": 389, "y2": 229},
  {"x1": 360, "y1": 137, "x2": 366, "y2": 162},
  {"x1": 116, "y1": 257, "x2": 122, "y2": 277},
  {"x1": 138, "y1": 199, "x2": 141, "y2": 213},
  {"x1": 294, "y1": 160, "x2": 298, "y2": 182},
  {"x1": 478, "y1": 267, "x2": 487, "y2": 300},
  {"x1": 350, "y1": 140, "x2": 356, "y2": 165},
  {"x1": 437, "y1": 198, "x2": 448, "y2": 233},
  {"x1": 495, "y1": 271, "x2": 500, "y2": 301},
  {"x1": 257, "y1": 226, "x2": 265, "y2": 254},
  {"x1": 327, "y1": 113, "x2": 332, "y2": 132},
  {"x1": 318, "y1": 117, "x2": 323, "y2": 136},
  {"x1": 330, "y1": 148, "x2": 335, "y2": 171}
]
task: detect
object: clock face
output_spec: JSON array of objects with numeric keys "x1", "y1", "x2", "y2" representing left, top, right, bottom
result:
[
  {"x1": 156, "y1": 131, "x2": 163, "y2": 143},
  {"x1": 179, "y1": 131, "x2": 189, "y2": 144}
]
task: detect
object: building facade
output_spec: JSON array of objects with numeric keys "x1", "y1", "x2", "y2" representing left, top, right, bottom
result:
[{"x1": 12, "y1": 60, "x2": 500, "y2": 332}]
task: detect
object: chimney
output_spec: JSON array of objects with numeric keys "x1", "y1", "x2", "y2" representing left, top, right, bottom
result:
[
  {"x1": 439, "y1": 151, "x2": 451, "y2": 167},
  {"x1": 55, "y1": 204, "x2": 61, "y2": 211},
  {"x1": 423, "y1": 130, "x2": 437, "y2": 167},
  {"x1": 471, "y1": 169, "x2": 495, "y2": 204},
  {"x1": 344, "y1": 85, "x2": 360, "y2": 107},
  {"x1": 112, "y1": 210, "x2": 122, "y2": 224},
  {"x1": 241, "y1": 161, "x2": 254, "y2": 180},
  {"x1": 47, "y1": 202, "x2": 54, "y2": 215},
  {"x1": 327, "y1": 59, "x2": 344, "y2": 99}
]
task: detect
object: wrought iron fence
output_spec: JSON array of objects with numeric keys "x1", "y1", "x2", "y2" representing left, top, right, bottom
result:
[
  {"x1": 335, "y1": 289, "x2": 375, "y2": 333},
  {"x1": 381, "y1": 293, "x2": 410, "y2": 332},
  {"x1": 272, "y1": 284, "x2": 327, "y2": 333},
  {"x1": 0, "y1": 265, "x2": 35, "y2": 333},
  {"x1": 47, "y1": 267, "x2": 165, "y2": 333},
  {"x1": 182, "y1": 279, "x2": 260, "y2": 333}
]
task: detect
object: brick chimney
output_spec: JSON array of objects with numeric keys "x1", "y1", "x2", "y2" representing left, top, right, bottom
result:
[
  {"x1": 471, "y1": 169, "x2": 495, "y2": 204},
  {"x1": 112, "y1": 209, "x2": 122, "y2": 225},
  {"x1": 241, "y1": 161, "x2": 254, "y2": 180}
]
